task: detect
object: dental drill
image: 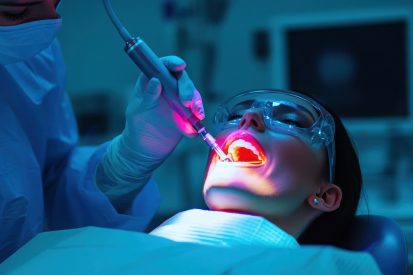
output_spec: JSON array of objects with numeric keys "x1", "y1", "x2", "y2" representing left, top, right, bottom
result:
[{"x1": 102, "y1": 0, "x2": 230, "y2": 162}]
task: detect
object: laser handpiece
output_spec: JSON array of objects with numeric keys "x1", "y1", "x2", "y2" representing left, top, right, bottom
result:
[{"x1": 102, "y1": 0, "x2": 230, "y2": 161}]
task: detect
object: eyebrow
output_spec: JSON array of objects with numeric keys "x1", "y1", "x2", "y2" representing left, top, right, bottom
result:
[{"x1": 0, "y1": 1, "x2": 42, "y2": 7}]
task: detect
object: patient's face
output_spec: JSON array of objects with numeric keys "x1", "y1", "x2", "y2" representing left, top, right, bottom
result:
[{"x1": 203, "y1": 109, "x2": 325, "y2": 219}]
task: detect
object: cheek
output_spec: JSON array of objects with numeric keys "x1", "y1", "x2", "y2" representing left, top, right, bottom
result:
[
  {"x1": 281, "y1": 143, "x2": 314, "y2": 173},
  {"x1": 267, "y1": 139, "x2": 320, "y2": 191}
]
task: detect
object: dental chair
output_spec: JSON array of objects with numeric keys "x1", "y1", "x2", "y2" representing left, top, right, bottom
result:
[{"x1": 342, "y1": 215, "x2": 409, "y2": 275}]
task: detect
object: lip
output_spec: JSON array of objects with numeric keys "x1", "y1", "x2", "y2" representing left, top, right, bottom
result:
[{"x1": 217, "y1": 131, "x2": 266, "y2": 166}]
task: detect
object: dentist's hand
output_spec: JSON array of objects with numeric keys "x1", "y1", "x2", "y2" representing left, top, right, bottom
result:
[
  {"x1": 96, "y1": 56, "x2": 205, "y2": 211},
  {"x1": 123, "y1": 55, "x2": 205, "y2": 161}
]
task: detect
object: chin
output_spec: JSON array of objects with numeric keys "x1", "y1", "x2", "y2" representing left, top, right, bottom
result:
[
  {"x1": 204, "y1": 186, "x2": 267, "y2": 216},
  {"x1": 202, "y1": 156, "x2": 279, "y2": 197},
  {"x1": 204, "y1": 185, "x2": 302, "y2": 218}
]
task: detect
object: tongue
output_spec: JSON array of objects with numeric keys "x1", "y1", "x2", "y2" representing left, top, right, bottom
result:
[{"x1": 231, "y1": 147, "x2": 261, "y2": 163}]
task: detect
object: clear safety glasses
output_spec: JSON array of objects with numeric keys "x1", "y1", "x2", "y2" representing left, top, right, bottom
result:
[{"x1": 213, "y1": 89, "x2": 336, "y2": 182}]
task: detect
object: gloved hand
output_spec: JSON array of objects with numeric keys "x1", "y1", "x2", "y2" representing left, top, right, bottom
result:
[
  {"x1": 96, "y1": 56, "x2": 205, "y2": 211},
  {"x1": 124, "y1": 55, "x2": 205, "y2": 159}
]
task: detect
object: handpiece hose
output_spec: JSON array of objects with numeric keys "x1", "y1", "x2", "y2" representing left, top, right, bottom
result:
[{"x1": 102, "y1": 0, "x2": 230, "y2": 161}]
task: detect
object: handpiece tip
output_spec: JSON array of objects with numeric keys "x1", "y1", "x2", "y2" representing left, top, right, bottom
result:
[
  {"x1": 216, "y1": 150, "x2": 232, "y2": 162},
  {"x1": 222, "y1": 155, "x2": 232, "y2": 162}
]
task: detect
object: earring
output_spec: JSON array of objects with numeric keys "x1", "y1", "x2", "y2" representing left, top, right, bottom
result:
[{"x1": 313, "y1": 197, "x2": 319, "y2": 205}]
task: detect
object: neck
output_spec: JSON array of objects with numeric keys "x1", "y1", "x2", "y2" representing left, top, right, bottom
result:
[{"x1": 267, "y1": 206, "x2": 320, "y2": 238}]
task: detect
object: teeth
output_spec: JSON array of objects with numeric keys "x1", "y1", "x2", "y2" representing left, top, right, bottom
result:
[{"x1": 228, "y1": 139, "x2": 262, "y2": 161}]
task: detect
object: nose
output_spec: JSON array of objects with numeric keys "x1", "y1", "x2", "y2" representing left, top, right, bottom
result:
[{"x1": 238, "y1": 111, "x2": 266, "y2": 132}]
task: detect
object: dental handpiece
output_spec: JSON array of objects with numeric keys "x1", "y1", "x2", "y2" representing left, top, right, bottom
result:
[{"x1": 103, "y1": 0, "x2": 230, "y2": 161}]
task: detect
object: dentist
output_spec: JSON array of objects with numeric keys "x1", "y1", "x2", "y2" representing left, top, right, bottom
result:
[{"x1": 0, "y1": 0, "x2": 204, "y2": 262}]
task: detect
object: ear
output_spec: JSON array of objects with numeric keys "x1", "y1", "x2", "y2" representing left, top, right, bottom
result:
[{"x1": 307, "y1": 183, "x2": 342, "y2": 212}]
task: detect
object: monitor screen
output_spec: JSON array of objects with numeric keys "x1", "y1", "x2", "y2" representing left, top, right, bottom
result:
[{"x1": 271, "y1": 10, "x2": 413, "y2": 134}]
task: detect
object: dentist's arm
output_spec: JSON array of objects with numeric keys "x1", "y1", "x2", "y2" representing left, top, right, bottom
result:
[{"x1": 95, "y1": 56, "x2": 204, "y2": 212}]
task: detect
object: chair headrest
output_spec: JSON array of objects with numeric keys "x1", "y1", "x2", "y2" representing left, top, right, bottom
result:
[{"x1": 343, "y1": 215, "x2": 408, "y2": 275}]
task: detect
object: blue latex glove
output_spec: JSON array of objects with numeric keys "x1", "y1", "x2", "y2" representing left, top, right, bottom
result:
[{"x1": 96, "y1": 56, "x2": 205, "y2": 211}]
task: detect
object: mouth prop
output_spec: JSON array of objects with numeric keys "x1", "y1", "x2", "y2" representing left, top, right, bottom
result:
[{"x1": 221, "y1": 136, "x2": 266, "y2": 165}]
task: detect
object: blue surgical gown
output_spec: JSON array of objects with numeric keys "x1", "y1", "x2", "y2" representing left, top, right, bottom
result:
[{"x1": 0, "y1": 39, "x2": 160, "y2": 263}]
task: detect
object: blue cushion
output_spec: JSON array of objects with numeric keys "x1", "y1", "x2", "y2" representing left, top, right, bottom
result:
[{"x1": 343, "y1": 215, "x2": 408, "y2": 275}]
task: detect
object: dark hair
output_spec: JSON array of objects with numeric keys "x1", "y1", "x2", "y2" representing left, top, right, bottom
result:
[{"x1": 297, "y1": 104, "x2": 362, "y2": 247}]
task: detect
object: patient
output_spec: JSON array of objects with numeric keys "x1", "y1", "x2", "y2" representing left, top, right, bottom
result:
[{"x1": 151, "y1": 89, "x2": 362, "y2": 249}]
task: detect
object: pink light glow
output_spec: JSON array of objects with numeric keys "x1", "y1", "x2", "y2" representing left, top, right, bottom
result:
[
  {"x1": 204, "y1": 130, "x2": 278, "y2": 198},
  {"x1": 172, "y1": 111, "x2": 197, "y2": 135}
]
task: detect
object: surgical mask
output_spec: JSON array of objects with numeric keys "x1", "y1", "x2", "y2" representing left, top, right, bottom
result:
[
  {"x1": 0, "y1": 18, "x2": 62, "y2": 65},
  {"x1": 213, "y1": 89, "x2": 336, "y2": 182}
]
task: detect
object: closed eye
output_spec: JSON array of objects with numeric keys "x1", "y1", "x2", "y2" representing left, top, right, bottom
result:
[
  {"x1": 279, "y1": 118, "x2": 304, "y2": 127},
  {"x1": 227, "y1": 114, "x2": 243, "y2": 121}
]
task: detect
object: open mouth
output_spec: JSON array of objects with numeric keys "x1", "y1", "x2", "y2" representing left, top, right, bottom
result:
[{"x1": 221, "y1": 133, "x2": 266, "y2": 165}]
